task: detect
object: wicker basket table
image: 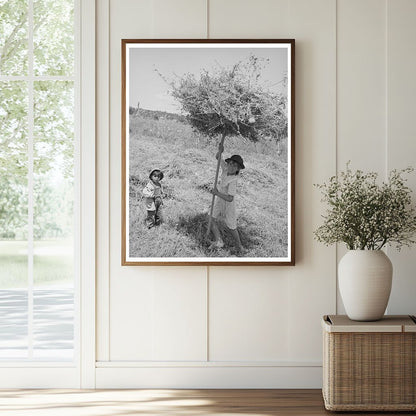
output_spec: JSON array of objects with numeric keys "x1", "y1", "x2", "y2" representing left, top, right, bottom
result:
[{"x1": 322, "y1": 315, "x2": 416, "y2": 411}]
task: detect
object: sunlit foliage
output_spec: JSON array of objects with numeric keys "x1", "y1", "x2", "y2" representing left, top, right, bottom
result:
[{"x1": 0, "y1": 0, "x2": 74, "y2": 239}]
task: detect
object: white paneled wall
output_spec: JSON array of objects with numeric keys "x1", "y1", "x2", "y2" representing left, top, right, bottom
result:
[
  {"x1": 209, "y1": 267, "x2": 290, "y2": 362},
  {"x1": 386, "y1": 0, "x2": 416, "y2": 314},
  {"x1": 209, "y1": 0, "x2": 290, "y2": 37},
  {"x1": 96, "y1": 0, "x2": 416, "y2": 388},
  {"x1": 337, "y1": 0, "x2": 387, "y2": 172},
  {"x1": 110, "y1": 267, "x2": 207, "y2": 361},
  {"x1": 285, "y1": 0, "x2": 337, "y2": 362},
  {"x1": 336, "y1": 0, "x2": 388, "y2": 312}
]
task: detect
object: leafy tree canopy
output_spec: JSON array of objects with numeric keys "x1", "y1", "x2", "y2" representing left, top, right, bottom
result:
[{"x1": 0, "y1": 0, "x2": 74, "y2": 239}]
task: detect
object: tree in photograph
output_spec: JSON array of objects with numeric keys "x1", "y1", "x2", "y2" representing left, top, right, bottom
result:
[{"x1": 160, "y1": 55, "x2": 288, "y2": 235}]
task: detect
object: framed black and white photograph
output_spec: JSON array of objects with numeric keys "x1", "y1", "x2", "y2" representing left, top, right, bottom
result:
[{"x1": 122, "y1": 39, "x2": 295, "y2": 265}]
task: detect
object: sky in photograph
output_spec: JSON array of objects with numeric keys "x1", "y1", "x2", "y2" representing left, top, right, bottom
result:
[{"x1": 128, "y1": 44, "x2": 289, "y2": 113}]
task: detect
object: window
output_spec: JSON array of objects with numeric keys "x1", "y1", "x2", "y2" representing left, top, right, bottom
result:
[{"x1": 0, "y1": 0, "x2": 78, "y2": 361}]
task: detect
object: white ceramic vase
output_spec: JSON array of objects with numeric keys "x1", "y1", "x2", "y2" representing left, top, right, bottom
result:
[{"x1": 338, "y1": 250, "x2": 393, "y2": 321}]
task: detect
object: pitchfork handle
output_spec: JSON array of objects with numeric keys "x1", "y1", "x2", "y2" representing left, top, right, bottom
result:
[{"x1": 206, "y1": 133, "x2": 226, "y2": 238}]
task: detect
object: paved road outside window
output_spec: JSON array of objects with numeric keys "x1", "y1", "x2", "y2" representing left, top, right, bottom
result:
[{"x1": 0, "y1": 288, "x2": 74, "y2": 360}]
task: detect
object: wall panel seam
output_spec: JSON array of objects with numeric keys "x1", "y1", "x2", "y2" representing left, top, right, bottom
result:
[
  {"x1": 106, "y1": 0, "x2": 111, "y2": 362},
  {"x1": 207, "y1": 0, "x2": 210, "y2": 39},
  {"x1": 335, "y1": 0, "x2": 339, "y2": 314},
  {"x1": 206, "y1": 266, "x2": 210, "y2": 362},
  {"x1": 385, "y1": 0, "x2": 389, "y2": 177}
]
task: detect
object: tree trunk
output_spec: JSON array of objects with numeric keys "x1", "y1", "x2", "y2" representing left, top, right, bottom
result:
[{"x1": 206, "y1": 132, "x2": 226, "y2": 238}]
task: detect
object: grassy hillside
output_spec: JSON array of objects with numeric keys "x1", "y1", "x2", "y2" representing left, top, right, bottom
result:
[{"x1": 128, "y1": 110, "x2": 288, "y2": 258}]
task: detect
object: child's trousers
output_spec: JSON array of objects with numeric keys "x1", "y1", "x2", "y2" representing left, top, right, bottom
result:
[
  {"x1": 146, "y1": 198, "x2": 162, "y2": 228},
  {"x1": 146, "y1": 210, "x2": 161, "y2": 228}
]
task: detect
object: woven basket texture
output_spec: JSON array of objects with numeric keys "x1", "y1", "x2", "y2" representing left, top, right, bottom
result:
[{"x1": 323, "y1": 330, "x2": 416, "y2": 411}]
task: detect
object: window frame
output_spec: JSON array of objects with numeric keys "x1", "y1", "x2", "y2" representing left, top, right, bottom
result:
[{"x1": 0, "y1": 0, "x2": 96, "y2": 388}]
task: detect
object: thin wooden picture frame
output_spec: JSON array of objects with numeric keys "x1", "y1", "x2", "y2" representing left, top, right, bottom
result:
[{"x1": 122, "y1": 39, "x2": 295, "y2": 266}]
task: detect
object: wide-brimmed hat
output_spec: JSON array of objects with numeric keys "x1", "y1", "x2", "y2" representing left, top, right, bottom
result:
[{"x1": 225, "y1": 155, "x2": 245, "y2": 170}]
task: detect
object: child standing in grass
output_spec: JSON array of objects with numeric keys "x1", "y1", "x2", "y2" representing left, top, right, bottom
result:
[
  {"x1": 210, "y1": 144, "x2": 245, "y2": 253},
  {"x1": 143, "y1": 169, "x2": 164, "y2": 229}
]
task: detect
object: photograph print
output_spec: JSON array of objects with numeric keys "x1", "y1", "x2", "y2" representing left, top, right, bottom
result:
[{"x1": 122, "y1": 39, "x2": 295, "y2": 265}]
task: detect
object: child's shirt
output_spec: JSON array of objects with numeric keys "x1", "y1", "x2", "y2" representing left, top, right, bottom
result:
[
  {"x1": 153, "y1": 185, "x2": 161, "y2": 198},
  {"x1": 212, "y1": 158, "x2": 239, "y2": 229},
  {"x1": 143, "y1": 180, "x2": 163, "y2": 211},
  {"x1": 217, "y1": 159, "x2": 238, "y2": 197}
]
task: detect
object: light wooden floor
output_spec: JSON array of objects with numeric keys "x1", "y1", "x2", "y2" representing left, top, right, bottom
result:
[{"x1": 0, "y1": 389, "x2": 413, "y2": 415}]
